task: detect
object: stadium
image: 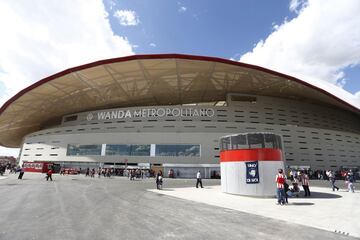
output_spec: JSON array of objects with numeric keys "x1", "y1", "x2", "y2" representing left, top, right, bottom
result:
[{"x1": 0, "y1": 54, "x2": 359, "y2": 178}]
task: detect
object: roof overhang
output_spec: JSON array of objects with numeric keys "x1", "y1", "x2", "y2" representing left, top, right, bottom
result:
[{"x1": 1, "y1": 54, "x2": 359, "y2": 148}]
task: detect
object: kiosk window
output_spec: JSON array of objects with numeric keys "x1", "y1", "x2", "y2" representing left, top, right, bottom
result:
[
  {"x1": 248, "y1": 134, "x2": 265, "y2": 149},
  {"x1": 231, "y1": 135, "x2": 247, "y2": 150}
]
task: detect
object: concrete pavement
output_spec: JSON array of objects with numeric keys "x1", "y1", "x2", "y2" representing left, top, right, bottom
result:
[
  {"x1": 0, "y1": 173, "x2": 357, "y2": 240},
  {"x1": 150, "y1": 184, "x2": 360, "y2": 238}
]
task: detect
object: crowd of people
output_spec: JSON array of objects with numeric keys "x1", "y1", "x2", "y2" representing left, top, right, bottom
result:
[
  {"x1": 276, "y1": 168, "x2": 357, "y2": 205},
  {"x1": 292, "y1": 168, "x2": 359, "y2": 181},
  {"x1": 74, "y1": 167, "x2": 157, "y2": 180},
  {"x1": 276, "y1": 169, "x2": 310, "y2": 205},
  {"x1": 0, "y1": 163, "x2": 18, "y2": 176},
  {"x1": 62, "y1": 167, "x2": 204, "y2": 191},
  {"x1": 2, "y1": 162, "x2": 358, "y2": 196}
]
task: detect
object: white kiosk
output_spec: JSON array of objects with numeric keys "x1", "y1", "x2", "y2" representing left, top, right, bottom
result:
[{"x1": 220, "y1": 133, "x2": 285, "y2": 197}]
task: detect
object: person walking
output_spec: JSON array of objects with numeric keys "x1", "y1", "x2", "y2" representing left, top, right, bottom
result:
[
  {"x1": 329, "y1": 170, "x2": 339, "y2": 191},
  {"x1": 346, "y1": 171, "x2": 355, "y2": 193},
  {"x1": 196, "y1": 170, "x2": 203, "y2": 188},
  {"x1": 275, "y1": 168, "x2": 286, "y2": 205},
  {"x1": 284, "y1": 180, "x2": 289, "y2": 204},
  {"x1": 91, "y1": 168, "x2": 95, "y2": 178},
  {"x1": 300, "y1": 171, "x2": 311, "y2": 197},
  {"x1": 130, "y1": 170, "x2": 135, "y2": 180},
  {"x1": 98, "y1": 168, "x2": 102, "y2": 178},
  {"x1": 46, "y1": 169, "x2": 53, "y2": 181},
  {"x1": 18, "y1": 167, "x2": 25, "y2": 180},
  {"x1": 156, "y1": 172, "x2": 163, "y2": 190},
  {"x1": 85, "y1": 168, "x2": 90, "y2": 177}
]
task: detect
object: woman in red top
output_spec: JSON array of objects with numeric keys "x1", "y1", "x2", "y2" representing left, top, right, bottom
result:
[{"x1": 275, "y1": 169, "x2": 286, "y2": 205}]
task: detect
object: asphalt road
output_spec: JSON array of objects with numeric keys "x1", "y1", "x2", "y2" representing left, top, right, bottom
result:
[{"x1": 0, "y1": 173, "x2": 356, "y2": 240}]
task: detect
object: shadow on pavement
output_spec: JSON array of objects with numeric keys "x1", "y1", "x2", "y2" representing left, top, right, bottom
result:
[
  {"x1": 289, "y1": 202, "x2": 315, "y2": 206},
  {"x1": 298, "y1": 191, "x2": 342, "y2": 199}
]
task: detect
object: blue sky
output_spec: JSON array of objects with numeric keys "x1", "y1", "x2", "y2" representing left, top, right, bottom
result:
[
  {"x1": 0, "y1": 0, "x2": 359, "y2": 156},
  {"x1": 104, "y1": 0, "x2": 360, "y2": 95},
  {"x1": 105, "y1": 1, "x2": 291, "y2": 59}
]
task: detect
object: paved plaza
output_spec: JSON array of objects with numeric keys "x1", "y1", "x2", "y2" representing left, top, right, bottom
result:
[
  {"x1": 150, "y1": 184, "x2": 360, "y2": 238},
  {"x1": 0, "y1": 173, "x2": 358, "y2": 240}
]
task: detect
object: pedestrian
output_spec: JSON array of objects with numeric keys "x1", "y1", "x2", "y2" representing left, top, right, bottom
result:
[
  {"x1": 46, "y1": 169, "x2": 53, "y2": 181},
  {"x1": 18, "y1": 167, "x2": 25, "y2": 180},
  {"x1": 0, "y1": 165, "x2": 5, "y2": 176},
  {"x1": 156, "y1": 172, "x2": 163, "y2": 190},
  {"x1": 196, "y1": 170, "x2": 203, "y2": 188},
  {"x1": 289, "y1": 169, "x2": 295, "y2": 181},
  {"x1": 275, "y1": 168, "x2": 286, "y2": 205},
  {"x1": 284, "y1": 180, "x2": 289, "y2": 204},
  {"x1": 346, "y1": 171, "x2": 355, "y2": 193},
  {"x1": 130, "y1": 170, "x2": 135, "y2": 180},
  {"x1": 300, "y1": 171, "x2": 311, "y2": 197},
  {"x1": 328, "y1": 170, "x2": 339, "y2": 191}
]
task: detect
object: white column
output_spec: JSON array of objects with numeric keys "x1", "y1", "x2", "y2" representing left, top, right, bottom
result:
[
  {"x1": 101, "y1": 144, "x2": 106, "y2": 156},
  {"x1": 150, "y1": 144, "x2": 156, "y2": 157}
]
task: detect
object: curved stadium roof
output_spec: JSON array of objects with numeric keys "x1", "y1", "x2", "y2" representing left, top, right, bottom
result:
[{"x1": 1, "y1": 54, "x2": 359, "y2": 148}]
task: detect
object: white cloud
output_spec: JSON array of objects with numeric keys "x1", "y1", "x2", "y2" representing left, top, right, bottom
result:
[
  {"x1": 113, "y1": 9, "x2": 140, "y2": 26},
  {"x1": 177, "y1": 2, "x2": 187, "y2": 13},
  {"x1": 179, "y1": 6, "x2": 187, "y2": 13},
  {"x1": 289, "y1": 0, "x2": 307, "y2": 13},
  {"x1": 240, "y1": 0, "x2": 360, "y2": 109},
  {"x1": 108, "y1": 0, "x2": 116, "y2": 10},
  {"x1": 149, "y1": 43, "x2": 156, "y2": 47},
  {"x1": 0, "y1": 0, "x2": 135, "y2": 156}
]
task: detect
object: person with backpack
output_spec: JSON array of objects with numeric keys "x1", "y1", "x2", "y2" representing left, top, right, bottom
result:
[{"x1": 275, "y1": 168, "x2": 286, "y2": 205}]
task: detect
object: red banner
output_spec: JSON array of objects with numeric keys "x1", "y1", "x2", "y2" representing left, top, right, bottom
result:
[{"x1": 220, "y1": 148, "x2": 283, "y2": 162}]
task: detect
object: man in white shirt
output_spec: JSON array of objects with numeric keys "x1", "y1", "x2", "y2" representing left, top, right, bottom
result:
[{"x1": 196, "y1": 170, "x2": 203, "y2": 188}]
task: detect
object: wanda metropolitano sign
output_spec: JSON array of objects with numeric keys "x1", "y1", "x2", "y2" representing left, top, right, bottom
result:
[{"x1": 86, "y1": 107, "x2": 215, "y2": 121}]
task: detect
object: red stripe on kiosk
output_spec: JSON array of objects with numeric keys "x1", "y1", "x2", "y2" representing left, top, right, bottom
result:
[{"x1": 220, "y1": 148, "x2": 283, "y2": 162}]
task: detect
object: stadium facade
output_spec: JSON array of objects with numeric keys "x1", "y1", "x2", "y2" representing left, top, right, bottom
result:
[{"x1": 0, "y1": 54, "x2": 359, "y2": 178}]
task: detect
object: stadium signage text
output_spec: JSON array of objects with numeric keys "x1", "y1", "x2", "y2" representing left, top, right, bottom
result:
[{"x1": 87, "y1": 107, "x2": 215, "y2": 121}]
